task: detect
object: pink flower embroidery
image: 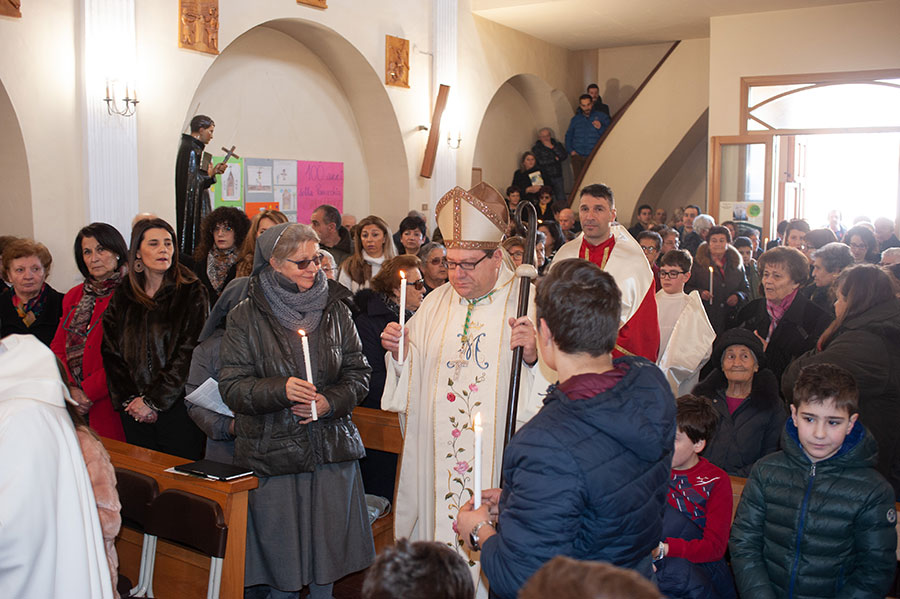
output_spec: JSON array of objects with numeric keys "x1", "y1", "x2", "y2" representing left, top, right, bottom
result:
[
  {"x1": 454, "y1": 461, "x2": 469, "y2": 475},
  {"x1": 469, "y1": 383, "x2": 479, "y2": 392},
  {"x1": 451, "y1": 428, "x2": 461, "y2": 438},
  {"x1": 447, "y1": 392, "x2": 456, "y2": 402}
]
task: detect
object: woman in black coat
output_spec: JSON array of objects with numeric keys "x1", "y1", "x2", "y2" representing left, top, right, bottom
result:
[
  {"x1": 101, "y1": 218, "x2": 208, "y2": 459},
  {"x1": 685, "y1": 226, "x2": 748, "y2": 334},
  {"x1": 0, "y1": 238, "x2": 63, "y2": 346},
  {"x1": 218, "y1": 223, "x2": 374, "y2": 597},
  {"x1": 353, "y1": 254, "x2": 425, "y2": 500},
  {"x1": 783, "y1": 264, "x2": 900, "y2": 498},
  {"x1": 693, "y1": 328, "x2": 786, "y2": 477},
  {"x1": 511, "y1": 151, "x2": 542, "y2": 205},
  {"x1": 732, "y1": 246, "x2": 831, "y2": 383}
]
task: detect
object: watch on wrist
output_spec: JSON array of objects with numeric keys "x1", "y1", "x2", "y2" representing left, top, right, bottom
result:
[{"x1": 469, "y1": 520, "x2": 495, "y2": 551}]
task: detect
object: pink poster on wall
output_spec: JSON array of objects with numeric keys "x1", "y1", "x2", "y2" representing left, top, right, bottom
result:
[{"x1": 296, "y1": 160, "x2": 344, "y2": 224}]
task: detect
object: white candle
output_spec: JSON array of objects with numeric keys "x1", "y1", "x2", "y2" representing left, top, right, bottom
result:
[
  {"x1": 473, "y1": 412, "x2": 483, "y2": 509},
  {"x1": 708, "y1": 265, "x2": 714, "y2": 305},
  {"x1": 298, "y1": 329, "x2": 317, "y2": 421},
  {"x1": 398, "y1": 270, "x2": 407, "y2": 364},
  {"x1": 763, "y1": 237, "x2": 769, "y2": 248}
]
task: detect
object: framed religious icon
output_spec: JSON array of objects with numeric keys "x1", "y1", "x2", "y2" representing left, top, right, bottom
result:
[
  {"x1": 179, "y1": 0, "x2": 219, "y2": 55},
  {"x1": 1, "y1": 0, "x2": 22, "y2": 18},
  {"x1": 385, "y1": 35, "x2": 410, "y2": 88}
]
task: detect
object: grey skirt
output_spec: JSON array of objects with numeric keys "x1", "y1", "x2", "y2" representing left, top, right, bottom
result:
[{"x1": 244, "y1": 460, "x2": 375, "y2": 590}]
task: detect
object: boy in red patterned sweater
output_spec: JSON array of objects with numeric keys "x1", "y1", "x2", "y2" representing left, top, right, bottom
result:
[{"x1": 653, "y1": 394, "x2": 736, "y2": 599}]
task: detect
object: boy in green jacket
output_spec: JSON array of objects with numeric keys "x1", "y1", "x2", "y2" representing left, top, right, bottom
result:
[{"x1": 730, "y1": 363, "x2": 896, "y2": 598}]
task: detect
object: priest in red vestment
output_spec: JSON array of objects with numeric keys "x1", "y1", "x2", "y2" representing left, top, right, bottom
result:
[{"x1": 551, "y1": 183, "x2": 659, "y2": 360}]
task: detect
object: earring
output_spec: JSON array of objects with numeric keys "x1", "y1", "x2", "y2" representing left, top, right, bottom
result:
[{"x1": 133, "y1": 258, "x2": 144, "y2": 273}]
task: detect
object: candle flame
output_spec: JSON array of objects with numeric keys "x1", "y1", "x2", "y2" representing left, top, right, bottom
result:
[
  {"x1": 399, "y1": 270, "x2": 406, "y2": 279},
  {"x1": 474, "y1": 412, "x2": 482, "y2": 429},
  {"x1": 298, "y1": 329, "x2": 306, "y2": 336},
  {"x1": 709, "y1": 266, "x2": 714, "y2": 272}
]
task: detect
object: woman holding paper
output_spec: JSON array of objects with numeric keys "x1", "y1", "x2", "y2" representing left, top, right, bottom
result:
[{"x1": 218, "y1": 223, "x2": 374, "y2": 599}]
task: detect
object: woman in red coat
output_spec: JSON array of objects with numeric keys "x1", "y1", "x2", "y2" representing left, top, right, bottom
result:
[{"x1": 51, "y1": 223, "x2": 128, "y2": 441}]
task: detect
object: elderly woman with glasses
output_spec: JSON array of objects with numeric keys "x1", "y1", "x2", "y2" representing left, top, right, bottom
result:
[
  {"x1": 417, "y1": 241, "x2": 447, "y2": 294},
  {"x1": 219, "y1": 223, "x2": 374, "y2": 598},
  {"x1": 50, "y1": 223, "x2": 129, "y2": 441},
  {"x1": 685, "y1": 226, "x2": 749, "y2": 334},
  {"x1": 0, "y1": 238, "x2": 64, "y2": 346}
]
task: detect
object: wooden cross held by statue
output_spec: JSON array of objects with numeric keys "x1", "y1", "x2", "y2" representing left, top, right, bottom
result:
[{"x1": 221, "y1": 145, "x2": 240, "y2": 162}]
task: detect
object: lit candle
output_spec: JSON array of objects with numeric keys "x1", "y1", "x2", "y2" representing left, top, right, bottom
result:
[
  {"x1": 473, "y1": 412, "x2": 483, "y2": 509},
  {"x1": 763, "y1": 237, "x2": 769, "y2": 249},
  {"x1": 298, "y1": 329, "x2": 318, "y2": 421},
  {"x1": 708, "y1": 265, "x2": 714, "y2": 305},
  {"x1": 398, "y1": 270, "x2": 407, "y2": 364}
]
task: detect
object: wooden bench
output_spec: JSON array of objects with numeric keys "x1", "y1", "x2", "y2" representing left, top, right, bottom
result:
[
  {"x1": 353, "y1": 406, "x2": 403, "y2": 554},
  {"x1": 103, "y1": 438, "x2": 258, "y2": 599}
]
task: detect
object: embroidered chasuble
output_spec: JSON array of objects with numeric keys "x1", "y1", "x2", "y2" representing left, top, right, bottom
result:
[
  {"x1": 382, "y1": 264, "x2": 548, "y2": 595},
  {"x1": 552, "y1": 223, "x2": 660, "y2": 361}
]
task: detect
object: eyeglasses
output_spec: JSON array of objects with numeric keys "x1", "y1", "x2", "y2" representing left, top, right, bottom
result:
[
  {"x1": 659, "y1": 270, "x2": 686, "y2": 279},
  {"x1": 406, "y1": 278, "x2": 426, "y2": 290},
  {"x1": 640, "y1": 245, "x2": 660, "y2": 254},
  {"x1": 850, "y1": 242, "x2": 868, "y2": 251},
  {"x1": 428, "y1": 257, "x2": 445, "y2": 265},
  {"x1": 214, "y1": 224, "x2": 233, "y2": 233},
  {"x1": 442, "y1": 253, "x2": 491, "y2": 271},
  {"x1": 284, "y1": 254, "x2": 322, "y2": 270}
]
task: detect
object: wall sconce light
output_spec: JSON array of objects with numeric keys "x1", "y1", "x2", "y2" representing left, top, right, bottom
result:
[
  {"x1": 104, "y1": 80, "x2": 139, "y2": 117},
  {"x1": 446, "y1": 130, "x2": 461, "y2": 150}
]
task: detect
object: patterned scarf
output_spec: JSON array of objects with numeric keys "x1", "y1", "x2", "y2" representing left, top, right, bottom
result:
[
  {"x1": 765, "y1": 286, "x2": 799, "y2": 340},
  {"x1": 378, "y1": 292, "x2": 413, "y2": 322},
  {"x1": 13, "y1": 283, "x2": 49, "y2": 328},
  {"x1": 65, "y1": 268, "x2": 124, "y2": 386},
  {"x1": 207, "y1": 246, "x2": 238, "y2": 294},
  {"x1": 259, "y1": 267, "x2": 329, "y2": 333}
]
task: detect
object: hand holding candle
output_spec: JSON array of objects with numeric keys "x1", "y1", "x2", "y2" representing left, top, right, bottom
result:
[
  {"x1": 298, "y1": 329, "x2": 318, "y2": 421},
  {"x1": 398, "y1": 270, "x2": 407, "y2": 364},
  {"x1": 474, "y1": 412, "x2": 483, "y2": 509}
]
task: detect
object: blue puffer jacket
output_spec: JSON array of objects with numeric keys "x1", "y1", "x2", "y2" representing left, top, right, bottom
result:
[
  {"x1": 565, "y1": 110, "x2": 611, "y2": 156},
  {"x1": 481, "y1": 357, "x2": 675, "y2": 599}
]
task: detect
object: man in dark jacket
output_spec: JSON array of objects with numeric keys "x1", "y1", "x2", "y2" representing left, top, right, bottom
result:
[
  {"x1": 565, "y1": 95, "x2": 610, "y2": 180},
  {"x1": 310, "y1": 204, "x2": 354, "y2": 268},
  {"x1": 531, "y1": 128, "x2": 568, "y2": 206},
  {"x1": 175, "y1": 114, "x2": 226, "y2": 256},
  {"x1": 456, "y1": 259, "x2": 675, "y2": 599}
]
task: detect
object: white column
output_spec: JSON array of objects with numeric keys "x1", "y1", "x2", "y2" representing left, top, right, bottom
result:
[
  {"x1": 432, "y1": 0, "x2": 458, "y2": 211},
  {"x1": 82, "y1": 0, "x2": 139, "y2": 240}
]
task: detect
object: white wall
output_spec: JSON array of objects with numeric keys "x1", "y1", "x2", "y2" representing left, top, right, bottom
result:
[
  {"x1": 709, "y1": 0, "x2": 900, "y2": 137},
  {"x1": 185, "y1": 27, "x2": 371, "y2": 220},
  {"x1": 0, "y1": 80, "x2": 32, "y2": 239},
  {"x1": 595, "y1": 42, "x2": 672, "y2": 116}
]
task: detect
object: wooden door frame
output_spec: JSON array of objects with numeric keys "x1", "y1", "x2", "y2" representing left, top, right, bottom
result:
[{"x1": 709, "y1": 135, "x2": 774, "y2": 240}]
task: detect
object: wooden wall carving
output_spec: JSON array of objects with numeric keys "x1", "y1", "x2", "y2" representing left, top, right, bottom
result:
[
  {"x1": 1, "y1": 0, "x2": 22, "y2": 18},
  {"x1": 385, "y1": 35, "x2": 409, "y2": 88},
  {"x1": 179, "y1": 0, "x2": 219, "y2": 55},
  {"x1": 297, "y1": 0, "x2": 327, "y2": 8}
]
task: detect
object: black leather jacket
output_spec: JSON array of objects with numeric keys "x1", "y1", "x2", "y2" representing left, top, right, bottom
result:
[{"x1": 218, "y1": 277, "x2": 370, "y2": 476}]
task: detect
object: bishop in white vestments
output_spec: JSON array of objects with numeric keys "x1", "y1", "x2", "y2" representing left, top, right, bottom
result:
[{"x1": 380, "y1": 183, "x2": 549, "y2": 596}]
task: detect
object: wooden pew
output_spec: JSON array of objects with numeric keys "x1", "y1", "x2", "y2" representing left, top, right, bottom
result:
[
  {"x1": 103, "y1": 438, "x2": 258, "y2": 599},
  {"x1": 352, "y1": 406, "x2": 403, "y2": 554}
]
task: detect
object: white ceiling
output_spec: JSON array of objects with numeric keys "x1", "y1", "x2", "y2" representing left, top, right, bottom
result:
[{"x1": 471, "y1": 0, "x2": 876, "y2": 50}]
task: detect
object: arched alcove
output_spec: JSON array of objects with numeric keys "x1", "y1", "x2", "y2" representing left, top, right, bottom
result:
[
  {"x1": 185, "y1": 18, "x2": 409, "y2": 226},
  {"x1": 472, "y1": 74, "x2": 572, "y2": 194},
  {"x1": 0, "y1": 79, "x2": 33, "y2": 237}
]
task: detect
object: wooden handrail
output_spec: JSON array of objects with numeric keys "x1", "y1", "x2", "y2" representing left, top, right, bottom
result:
[{"x1": 567, "y1": 41, "x2": 681, "y2": 206}]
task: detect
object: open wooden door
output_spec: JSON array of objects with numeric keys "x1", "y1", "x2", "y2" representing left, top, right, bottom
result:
[{"x1": 710, "y1": 135, "x2": 776, "y2": 240}]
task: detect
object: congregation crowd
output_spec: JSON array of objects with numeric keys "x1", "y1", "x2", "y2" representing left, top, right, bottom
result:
[{"x1": 4, "y1": 113, "x2": 900, "y2": 599}]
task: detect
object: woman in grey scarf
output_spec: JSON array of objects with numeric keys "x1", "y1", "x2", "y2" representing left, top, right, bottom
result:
[{"x1": 218, "y1": 223, "x2": 374, "y2": 599}]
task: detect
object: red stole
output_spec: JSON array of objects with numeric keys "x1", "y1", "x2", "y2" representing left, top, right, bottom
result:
[{"x1": 580, "y1": 236, "x2": 660, "y2": 361}]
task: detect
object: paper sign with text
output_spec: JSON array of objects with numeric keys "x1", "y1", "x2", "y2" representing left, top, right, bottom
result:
[{"x1": 296, "y1": 161, "x2": 343, "y2": 224}]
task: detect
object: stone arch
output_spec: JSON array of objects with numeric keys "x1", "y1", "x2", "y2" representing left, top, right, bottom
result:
[
  {"x1": 0, "y1": 78, "x2": 32, "y2": 237},
  {"x1": 472, "y1": 74, "x2": 572, "y2": 195},
  {"x1": 185, "y1": 18, "x2": 409, "y2": 227}
]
